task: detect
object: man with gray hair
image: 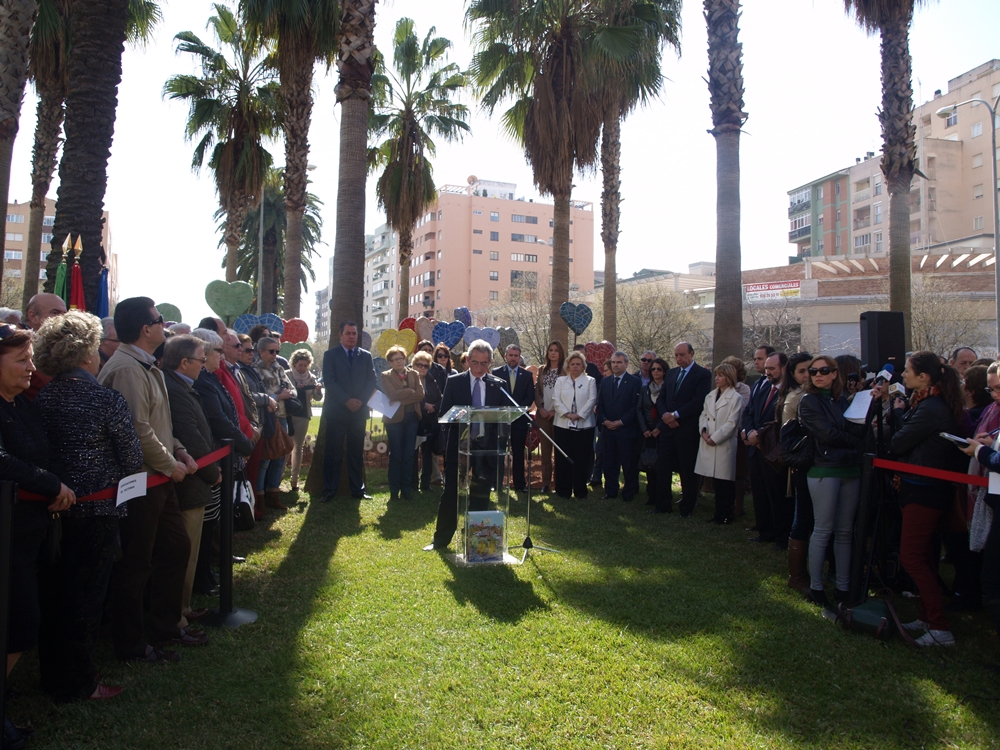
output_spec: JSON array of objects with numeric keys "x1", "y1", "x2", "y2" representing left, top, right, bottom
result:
[
  {"x1": 639, "y1": 350, "x2": 657, "y2": 387},
  {"x1": 596, "y1": 350, "x2": 641, "y2": 501},
  {"x1": 98, "y1": 316, "x2": 120, "y2": 371},
  {"x1": 493, "y1": 342, "x2": 534, "y2": 491},
  {"x1": 425, "y1": 339, "x2": 511, "y2": 551}
]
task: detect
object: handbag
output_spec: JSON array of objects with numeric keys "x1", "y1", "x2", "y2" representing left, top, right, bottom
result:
[
  {"x1": 758, "y1": 421, "x2": 783, "y2": 469},
  {"x1": 837, "y1": 595, "x2": 918, "y2": 646},
  {"x1": 284, "y1": 395, "x2": 306, "y2": 419},
  {"x1": 780, "y1": 406, "x2": 813, "y2": 470},
  {"x1": 639, "y1": 438, "x2": 658, "y2": 472},
  {"x1": 233, "y1": 475, "x2": 256, "y2": 532},
  {"x1": 263, "y1": 418, "x2": 294, "y2": 459}
]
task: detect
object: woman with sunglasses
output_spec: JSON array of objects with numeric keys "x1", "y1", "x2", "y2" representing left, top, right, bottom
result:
[
  {"x1": 797, "y1": 355, "x2": 865, "y2": 608},
  {"x1": 874, "y1": 351, "x2": 968, "y2": 646},
  {"x1": 636, "y1": 357, "x2": 670, "y2": 502}
]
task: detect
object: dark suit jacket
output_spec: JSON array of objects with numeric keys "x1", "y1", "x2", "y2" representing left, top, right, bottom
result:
[
  {"x1": 163, "y1": 369, "x2": 221, "y2": 510},
  {"x1": 596, "y1": 372, "x2": 642, "y2": 438},
  {"x1": 658, "y1": 363, "x2": 712, "y2": 442},
  {"x1": 322, "y1": 346, "x2": 377, "y2": 419},
  {"x1": 742, "y1": 377, "x2": 780, "y2": 457},
  {"x1": 439, "y1": 370, "x2": 511, "y2": 458},
  {"x1": 492, "y1": 365, "x2": 534, "y2": 425},
  {"x1": 585, "y1": 361, "x2": 603, "y2": 385}
]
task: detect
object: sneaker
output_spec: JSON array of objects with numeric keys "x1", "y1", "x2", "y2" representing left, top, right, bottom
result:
[
  {"x1": 914, "y1": 629, "x2": 955, "y2": 647},
  {"x1": 902, "y1": 619, "x2": 928, "y2": 632}
]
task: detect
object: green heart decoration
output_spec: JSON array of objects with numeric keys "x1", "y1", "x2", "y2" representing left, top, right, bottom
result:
[
  {"x1": 157, "y1": 303, "x2": 182, "y2": 324},
  {"x1": 280, "y1": 341, "x2": 313, "y2": 360},
  {"x1": 205, "y1": 280, "x2": 254, "y2": 322}
]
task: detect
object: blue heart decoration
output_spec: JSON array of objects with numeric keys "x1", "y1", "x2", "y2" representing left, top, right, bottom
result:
[
  {"x1": 453, "y1": 307, "x2": 472, "y2": 328},
  {"x1": 361, "y1": 330, "x2": 372, "y2": 351},
  {"x1": 559, "y1": 302, "x2": 593, "y2": 336},
  {"x1": 373, "y1": 357, "x2": 388, "y2": 391},
  {"x1": 433, "y1": 320, "x2": 465, "y2": 348},
  {"x1": 259, "y1": 313, "x2": 284, "y2": 335},
  {"x1": 463, "y1": 326, "x2": 483, "y2": 346},
  {"x1": 480, "y1": 327, "x2": 501, "y2": 350},
  {"x1": 233, "y1": 313, "x2": 261, "y2": 334}
]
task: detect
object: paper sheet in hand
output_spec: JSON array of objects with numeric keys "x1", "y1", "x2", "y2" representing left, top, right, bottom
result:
[
  {"x1": 116, "y1": 472, "x2": 147, "y2": 507},
  {"x1": 844, "y1": 389, "x2": 873, "y2": 424},
  {"x1": 368, "y1": 390, "x2": 399, "y2": 419},
  {"x1": 989, "y1": 472, "x2": 1000, "y2": 496}
]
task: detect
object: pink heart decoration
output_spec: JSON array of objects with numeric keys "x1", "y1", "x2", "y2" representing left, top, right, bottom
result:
[
  {"x1": 280, "y1": 318, "x2": 309, "y2": 344},
  {"x1": 415, "y1": 317, "x2": 435, "y2": 342},
  {"x1": 585, "y1": 341, "x2": 615, "y2": 366},
  {"x1": 398, "y1": 317, "x2": 416, "y2": 332}
]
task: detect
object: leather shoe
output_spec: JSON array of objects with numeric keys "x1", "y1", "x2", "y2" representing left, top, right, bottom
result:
[
  {"x1": 90, "y1": 683, "x2": 123, "y2": 700},
  {"x1": 130, "y1": 645, "x2": 180, "y2": 664},
  {"x1": 352, "y1": 493, "x2": 373, "y2": 500},
  {"x1": 157, "y1": 626, "x2": 209, "y2": 647},
  {"x1": 186, "y1": 607, "x2": 210, "y2": 621},
  {"x1": 602, "y1": 494, "x2": 617, "y2": 500},
  {"x1": 232, "y1": 555, "x2": 246, "y2": 564}
]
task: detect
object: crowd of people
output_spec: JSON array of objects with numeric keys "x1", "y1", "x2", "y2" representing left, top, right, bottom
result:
[{"x1": 3, "y1": 295, "x2": 1000, "y2": 743}]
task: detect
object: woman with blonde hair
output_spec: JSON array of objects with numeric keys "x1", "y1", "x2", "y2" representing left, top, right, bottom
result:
[
  {"x1": 695, "y1": 363, "x2": 744, "y2": 524},
  {"x1": 381, "y1": 345, "x2": 424, "y2": 501},
  {"x1": 534, "y1": 340, "x2": 565, "y2": 492},
  {"x1": 285, "y1": 348, "x2": 323, "y2": 492},
  {"x1": 553, "y1": 350, "x2": 597, "y2": 499}
]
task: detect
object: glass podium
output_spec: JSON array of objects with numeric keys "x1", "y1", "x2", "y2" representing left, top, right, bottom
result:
[{"x1": 439, "y1": 405, "x2": 527, "y2": 565}]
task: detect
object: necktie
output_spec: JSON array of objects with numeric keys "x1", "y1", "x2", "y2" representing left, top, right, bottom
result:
[
  {"x1": 763, "y1": 384, "x2": 777, "y2": 414},
  {"x1": 674, "y1": 368, "x2": 686, "y2": 393},
  {"x1": 347, "y1": 348, "x2": 354, "y2": 365},
  {"x1": 471, "y1": 377, "x2": 483, "y2": 439},
  {"x1": 509, "y1": 367, "x2": 516, "y2": 390},
  {"x1": 614, "y1": 376, "x2": 620, "y2": 393}
]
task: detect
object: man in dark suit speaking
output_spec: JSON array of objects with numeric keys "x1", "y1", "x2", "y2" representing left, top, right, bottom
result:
[
  {"x1": 321, "y1": 321, "x2": 377, "y2": 501},
  {"x1": 596, "y1": 350, "x2": 642, "y2": 501},
  {"x1": 493, "y1": 343, "x2": 534, "y2": 492},
  {"x1": 655, "y1": 341, "x2": 712, "y2": 516},
  {"x1": 425, "y1": 339, "x2": 511, "y2": 551}
]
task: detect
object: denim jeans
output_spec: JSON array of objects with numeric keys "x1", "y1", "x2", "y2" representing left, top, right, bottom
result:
[
  {"x1": 806, "y1": 475, "x2": 860, "y2": 591},
  {"x1": 387, "y1": 412, "x2": 419, "y2": 496},
  {"x1": 258, "y1": 417, "x2": 287, "y2": 492}
]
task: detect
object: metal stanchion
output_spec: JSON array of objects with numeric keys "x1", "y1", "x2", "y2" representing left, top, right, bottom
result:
[
  {"x1": 0, "y1": 482, "x2": 14, "y2": 730},
  {"x1": 202, "y1": 441, "x2": 257, "y2": 628}
]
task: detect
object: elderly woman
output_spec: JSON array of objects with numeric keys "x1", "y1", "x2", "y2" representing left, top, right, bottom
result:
[
  {"x1": 553, "y1": 350, "x2": 598, "y2": 499},
  {"x1": 253, "y1": 336, "x2": 296, "y2": 506},
  {"x1": 695, "y1": 363, "x2": 744, "y2": 524},
  {"x1": 32, "y1": 312, "x2": 143, "y2": 702},
  {"x1": 0, "y1": 325, "x2": 77, "y2": 716},
  {"x1": 381, "y1": 345, "x2": 424, "y2": 501},
  {"x1": 285, "y1": 349, "x2": 322, "y2": 492}
]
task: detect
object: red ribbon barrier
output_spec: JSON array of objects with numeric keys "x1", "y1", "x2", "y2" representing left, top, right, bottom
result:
[
  {"x1": 872, "y1": 457, "x2": 988, "y2": 488},
  {"x1": 17, "y1": 445, "x2": 233, "y2": 503}
]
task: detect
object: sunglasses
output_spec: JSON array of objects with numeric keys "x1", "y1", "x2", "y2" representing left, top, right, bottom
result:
[
  {"x1": 808, "y1": 367, "x2": 836, "y2": 376},
  {"x1": 640, "y1": 358, "x2": 654, "y2": 363},
  {"x1": 213, "y1": 348, "x2": 224, "y2": 354},
  {"x1": 650, "y1": 367, "x2": 664, "y2": 372},
  {"x1": 0, "y1": 324, "x2": 16, "y2": 340},
  {"x1": 436, "y1": 352, "x2": 449, "y2": 359},
  {"x1": 413, "y1": 363, "x2": 429, "y2": 369},
  {"x1": 146, "y1": 315, "x2": 164, "y2": 327},
  {"x1": 242, "y1": 347, "x2": 254, "y2": 353},
  {"x1": 265, "y1": 349, "x2": 279, "y2": 355}
]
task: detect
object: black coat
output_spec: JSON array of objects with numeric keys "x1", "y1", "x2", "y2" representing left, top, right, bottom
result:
[
  {"x1": 596, "y1": 372, "x2": 641, "y2": 438},
  {"x1": 0, "y1": 394, "x2": 60, "y2": 529},
  {"x1": 492, "y1": 364, "x2": 534, "y2": 426},
  {"x1": 658, "y1": 364, "x2": 712, "y2": 441},
  {"x1": 798, "y1": 391, "x2": 864, "y2": 469},
  {"x1": 636, "y1": 383, "x2": 663, "y2": 434},
  {"x1": 888, "y1": 394, "x2": 968, "y2": 493},
  {"x1": 164, "y1": 370, "x2": 222, "y2": 510},
  {"x1": 192, "y1": 370, "x2": 254, "y2": 457}
]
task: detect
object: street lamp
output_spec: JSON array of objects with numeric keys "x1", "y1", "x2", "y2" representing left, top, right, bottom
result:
[{"x1": 937, "y1": 95, "x2": 1000, "y2": 349}]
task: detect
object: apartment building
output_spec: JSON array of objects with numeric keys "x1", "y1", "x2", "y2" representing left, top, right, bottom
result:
[
  {"x1": 788, "y1": 59, "x2": 999, "y2": 263},
  {"x1": 314, "y1": 282, "x2": 330, "y2": 344},
  {"x1": 360, "y1": 177, "x2": 595, "y2": 332}
]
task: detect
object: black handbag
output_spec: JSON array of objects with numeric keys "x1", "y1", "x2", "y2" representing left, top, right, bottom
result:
[
  {"x1": 284, "y1": 395, "x2": 307, "y2": 418},
  {"x1": 779, "y1": 417, "x2": 813, "y2": 470},
  {"x1": 639, "y1": 438, "x2": 658, "y2": 472}
]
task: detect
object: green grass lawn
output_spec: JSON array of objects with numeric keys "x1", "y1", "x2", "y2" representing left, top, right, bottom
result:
[{"x1": 9, "y1": 472, "x2": 1000, "y2": 749}]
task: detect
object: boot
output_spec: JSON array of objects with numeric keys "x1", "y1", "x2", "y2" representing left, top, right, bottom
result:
[
  {"x1": 266, "y1": 489, "x2": 287, "y2": 510},
  {"x1": 786, "y1": 538, "x2": 810, "y2": 595},
  {"x1": 253, "y1": 491, "x2": 265, "y2": 520}
]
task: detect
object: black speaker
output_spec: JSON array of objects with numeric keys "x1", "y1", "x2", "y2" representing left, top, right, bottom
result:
[{"x1": 859, "y1": 311, "x2": 905, "y2": 372}]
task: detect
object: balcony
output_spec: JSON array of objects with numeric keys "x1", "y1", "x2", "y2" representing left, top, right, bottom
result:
[
  {"x1": 853, "y1": 218, "x2": 871, "y2": 230},
  {"x1": 788, "y1": 200, "x2": 810, "y2": 217},
  {"x1": 422, "y1": 278, "x2": 436, "y2": 288},
  {"x1": 789, "y1": 226, "x2": 811, "y2": 241},
  {"x1": 852, "y1": 189, "x2": 871, "y2": 203},
  {"x1": 372, "y1": 282, "x2": 391, "y2": 298}
]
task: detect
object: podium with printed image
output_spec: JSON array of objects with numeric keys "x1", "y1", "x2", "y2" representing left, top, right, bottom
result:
[{"x1": 439, "y1": 405, "x2": 527, "y2": 564}]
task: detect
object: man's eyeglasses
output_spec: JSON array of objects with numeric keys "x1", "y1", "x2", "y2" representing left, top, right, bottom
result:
[
  {"x1": 808, "y1": 367, "x2": 836, "y2": 376},
  {"x1": 640, "y1": 358, "x2": 653, "y2": 363},
  {"x1": 185, "y1": 356, "x2": 208, "y2": 364},
  {"x1": 985, "y1": 386, "x2": 1000, "y2": 394},
  {"x1": 146, "y1": 315, "x2": 164, "y2": 327}
]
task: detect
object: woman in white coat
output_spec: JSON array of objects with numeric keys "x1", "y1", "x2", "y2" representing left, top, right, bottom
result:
[
  {"x1": 695, "y1": 363, "x2": 744, "y2": 524},
  {"x1": 553, "y1": 351, "x2": 598, "y2": 499}
]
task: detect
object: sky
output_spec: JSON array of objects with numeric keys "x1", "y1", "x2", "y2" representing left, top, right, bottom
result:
[{"x1": 7, "y1": 0, "x2": 999, "y2": 336}]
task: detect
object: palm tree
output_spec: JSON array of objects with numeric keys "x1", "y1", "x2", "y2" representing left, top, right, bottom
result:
[
  {"x1": 705, "y1": 0, "x2": 747, "y2": 365},
  {"x1": 844, "y1": 0, "x2": 928, "y2": 350},
  {"x1": 0, "y1": 0, "x2": 37, "y2": 281},
  {"x1": 23, "y1": 0, "x2": 160, "y2": 310},
  {"x1": 243, "y1": 0, "x2": 338, "y2": 320},
  {"x1": 164, "y1": 2, "x2": 281, "y2": 282},
  {"x1": 468, "y1": 0, "x2": 633, "y2": 344},
  {"x1": 596, "y1": 0, "x2": 681, "y2": 343},
  {"x1": 369, "y1": 17, "x2": 470, "y2": 323},
  {"x1": 218, "y1": 165, "x2": 322, "y2": 313}
]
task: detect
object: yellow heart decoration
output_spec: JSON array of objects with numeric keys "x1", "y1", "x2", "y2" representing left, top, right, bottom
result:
[{"x1": 376, "y1": 328, "x2": 417, "y2": 358}]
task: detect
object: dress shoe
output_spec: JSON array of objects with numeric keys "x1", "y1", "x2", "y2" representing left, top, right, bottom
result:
[
  {"x1": 321, "y1": 491, "x2": 334, "y2": 503},
  {"x1": 602, "y1": 494, "x2": 617, "y2": 500},
  {"x1": 130, "y1": 645, "x2": 180, "y2": 664},
  {"x1": 402, "y1": 492, "x2": 413, "y2": 501},
  {"x1": 158, "y1": 626, "x2": 209, "y2": 647},
  {"x1": 389, "y1": 492, "x2": 399, "y2": 502},
  {"x1": 232, "y1": 556, "x2": 246, "y2": 564},
  {"x1": 186, "y1": 607, "x2": 210, "y2": 621},
  {"x1": 352, "y1": 493, "x2": 373, "y2": 500},
  {"x1": 90, "y1": 684, "x2": 124, "y2": 700},
  {"x1": 420, "y1": 484, "x2": 431, "y2": 492}
]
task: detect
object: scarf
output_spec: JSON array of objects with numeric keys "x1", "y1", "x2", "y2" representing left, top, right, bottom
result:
[
  {"x1": 908, "y1": 384, "x2": 940, "y2": 409},
  {"x1": 287, "y1": 367, "x2": 316, "y2": 390}
]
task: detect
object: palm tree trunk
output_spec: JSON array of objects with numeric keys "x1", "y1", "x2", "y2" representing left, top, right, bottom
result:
[
  {"x1": 600, "y1": 107, "x2": 621, "y2": 344},
  {"x1": 49, "y1": 0, "x2": 129, "y2": 310},
  {"x1": 223, "y1": 190, "x2": 247, "y2": 282},
  {"x1": 397, "y1": 231, "x2": 413, "y2": 323},
  {"x1": 261, "y1": 227, "x2": 277, "y2": 314},
  {"x1": 550, "y1": 179, "x2": 571, "y2": 346},
  {"x1": 711, "y1": 126, "x2": 742, "y2": 364},
  {"x1": 0, "y1": 0, "x2": 37, "y2": 278},
  {"x1": 879, "y1": 10, "x2": 916, "y2": 351},
  {"x1": 281, "y1": 43, "x2": 314, "y2": 320},
  {"x1": 22, "y1": 89, "x2": 64, "y2": 309}
]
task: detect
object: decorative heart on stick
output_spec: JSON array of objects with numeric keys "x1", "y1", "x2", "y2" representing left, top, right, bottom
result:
[
  {"x1": 453, "y1": 306, "x2": 472, "y2": 328},
  {"x1": 463, "y1": 326, "x2": 484, "y2": 346},
  {"x1": 377, "y1": 328, "x2": 417, "y2": 358},
  {"x1": 464, "y1": 326, "x2": 501, "y2": 350},
  {"x1": 373, "y1": 357, "x2": 389, "y2": 390},
  {"x1": 361, "y1": 331, "x2": 372, "y2": 351},
  {"x1": 398, "y1": 317, "x2": 416, "y2": 332},
  {"x1": 585, "y1": 341, "x2": 615, "y2": 366},
  {"x1": 233, "y1": 313, "x2": 261, "y2": 334},
  {"x1": 559, "y1": 301, "x2": 593, "y2": 336},
  {"x1": 281, "y1": 318, "x2": 309, "y2": 344},
  {"x1": 433, "y1": 320, "x2": 465, "y2": 348},
  {"x1": 205, "y1": 280, "x2": 253, "y2": 321},
  {"x1": 497, "y1": 326, "x2": 519, "y2": 352},
  {"x1": 157, "y1": 303, "x2": 182, "y2": 325},
  {"x1": 259, "y1": 313, "x2": 284, "y2": 336},
  {"x1": 279, "y1": 341, "x2": 313, "y2": 359},
  {"x1": 415, "y1": 317, "x2": 436, "y2": 343}
]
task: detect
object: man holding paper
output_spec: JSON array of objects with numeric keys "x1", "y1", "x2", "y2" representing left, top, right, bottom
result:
[{"x1": 321, "y1": 321, "x2": 377, "y2": 501}]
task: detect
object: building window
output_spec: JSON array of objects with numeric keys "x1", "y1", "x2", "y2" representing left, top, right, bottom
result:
[
  {"x1": 817, "y1": 186, "x2": 824, "y2": 199},
  {"x1": 789, "y1": 214, "x2": 810, "y2": 231},
  {"x1": 817, "y1": 241, "x2": 824, "y2": 253},
  {"x1": 4, "y1": 233, "x2": 23, "y2": 242},
  {"x1": 490, "y1": 231, "x2": 499, "y2": 241},
  {"x1": 489, "y1": 251, "x2": 499, "y2": 261},
  {"x1": 835, "y1": 181, "x2": 841, "y2": 196},
  {"x1": 874, "y1": 202, "x2": 882, "y2": 224},
  {"x1": 525, "y1": 235, "x2": 537, "y2": 243},
  {"x1": 549, "y1": 218, "x2": 554, "y2": 227},
  {"x1": 548, "y1": 237, "x2": 553, "y2": 245},
  {"x1": 4, "y1": 251, "x2": 22, "y2": 260},
  {"x1": 512, "y1": 214, "x2": 525, "y2": 223},
  {"x1": 974, "y1": 184, "x2": 984, "y2": 200},
  {"x1": 854, "y1": 233, "x2": 871, "y2": 250},
  {"x1": 5, "y1": 214, "x2": 24, "y2": 224},
  {"x1": 945, "y1": 109, "x2": 958, "y2": 127},
  {"x1": 473, "y1": 229, "x2": 483, "y2": 234},
  {"x1": 437, "y1": 250, "x2": 442, "y2": 260},
  {"x1": 490, "y1": 211, "x2": 499, "y2": 222},
  {"x1": 438, "y1": 210, "x2": 442, "y2": 220},
  {"x1": 473, "y1": 249, "x2": 483, "y2": 255},
  {"x1": 42, "y1": 216, "x2": 54, "y2": 227},
  {"x1": 525, "y1": 215, "x2": 538, "y2": 224},
  {"x1": 974, "y1": 216, "x2": 985, "y2": 231},
  {"x1": 836, "y1": 235, "x2": 842, "y2": 250},
  {"x1": 973, "y1": 153, "x2": 984, "y2": 168},
  {"x1": 873, "y1": 179, "x2": 882, "y2": 196},
  {"x1": 525, "y1": 254, "x2": 537, "y2": 263},
  {"x1": 511, "y1": 233, "x2": 525, "y2": 242},
  {"x1": 789, "y1": 188, "x2": 809, "y2": 207},
  {"x1": 510, "y1": 270, "x2": 537, "y2": 288},
  {"x1": 437, "y1": 270, "x2": 442, "y2": 279},
  {"x1": 489, "y1": 271, "x2": 499, "y2": 281},
  {"x1": 874, "y1": 232, "x2": 882, "y2": 253},
  {"x1": 510, "y1": 253, "x2": 524, "y2": 262},
  {"x1": 836, "y1": 210, "x2": 841, "y2": 223},
  {"x1": 489, "y1": 291, "x2": 498, "y2": 301},
  {"x1": 972, "y1": 121, "x2": 983, "y2": 138},
  {"x1": 437, "y1": 290, "x2": 441, "y2": 299}
]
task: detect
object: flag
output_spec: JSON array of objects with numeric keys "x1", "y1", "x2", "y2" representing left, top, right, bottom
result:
[
  {"x1": 54, "y1": 235, "x2": 70, "y2": 304},
  {"x1": 97, "y1": 268, "x2": 109, "y2": 318},
  {"x1": 69, "y1": 235, "x2": 85, "y2": 310}
]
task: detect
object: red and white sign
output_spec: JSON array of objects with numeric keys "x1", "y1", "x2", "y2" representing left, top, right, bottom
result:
[{"x1": 743, "y1": 280, "x2": 801, "y2": 302}]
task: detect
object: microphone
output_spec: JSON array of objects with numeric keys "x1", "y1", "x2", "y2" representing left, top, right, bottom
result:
[
  {"x1": 888, "y1": 382, "x2": 906, "y2": 399},
  {"x1": 873, "y1": 363, "x2": 895, "y2": 386}
]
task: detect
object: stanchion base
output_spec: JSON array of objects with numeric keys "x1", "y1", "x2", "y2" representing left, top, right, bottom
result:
[{"x1": 201, "y1": 607, "x2": 258, "y2": 629}]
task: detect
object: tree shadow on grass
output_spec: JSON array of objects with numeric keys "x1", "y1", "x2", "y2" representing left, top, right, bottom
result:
[{"x1": 442, "y1": 560, "x2": 549, "y2": 624}]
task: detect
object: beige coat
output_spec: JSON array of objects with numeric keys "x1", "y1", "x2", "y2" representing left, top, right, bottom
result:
[
  {"x1": 380, "y1": 367, "x2": 424, "y2": 424},
  {"x1": 694, "y1": 387, "x2": 744, "y2": 481}
]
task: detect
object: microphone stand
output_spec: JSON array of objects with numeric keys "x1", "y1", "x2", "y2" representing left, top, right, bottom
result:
[{"x1": 497, "y1": 382, "x2": 564, "y2": 562}]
